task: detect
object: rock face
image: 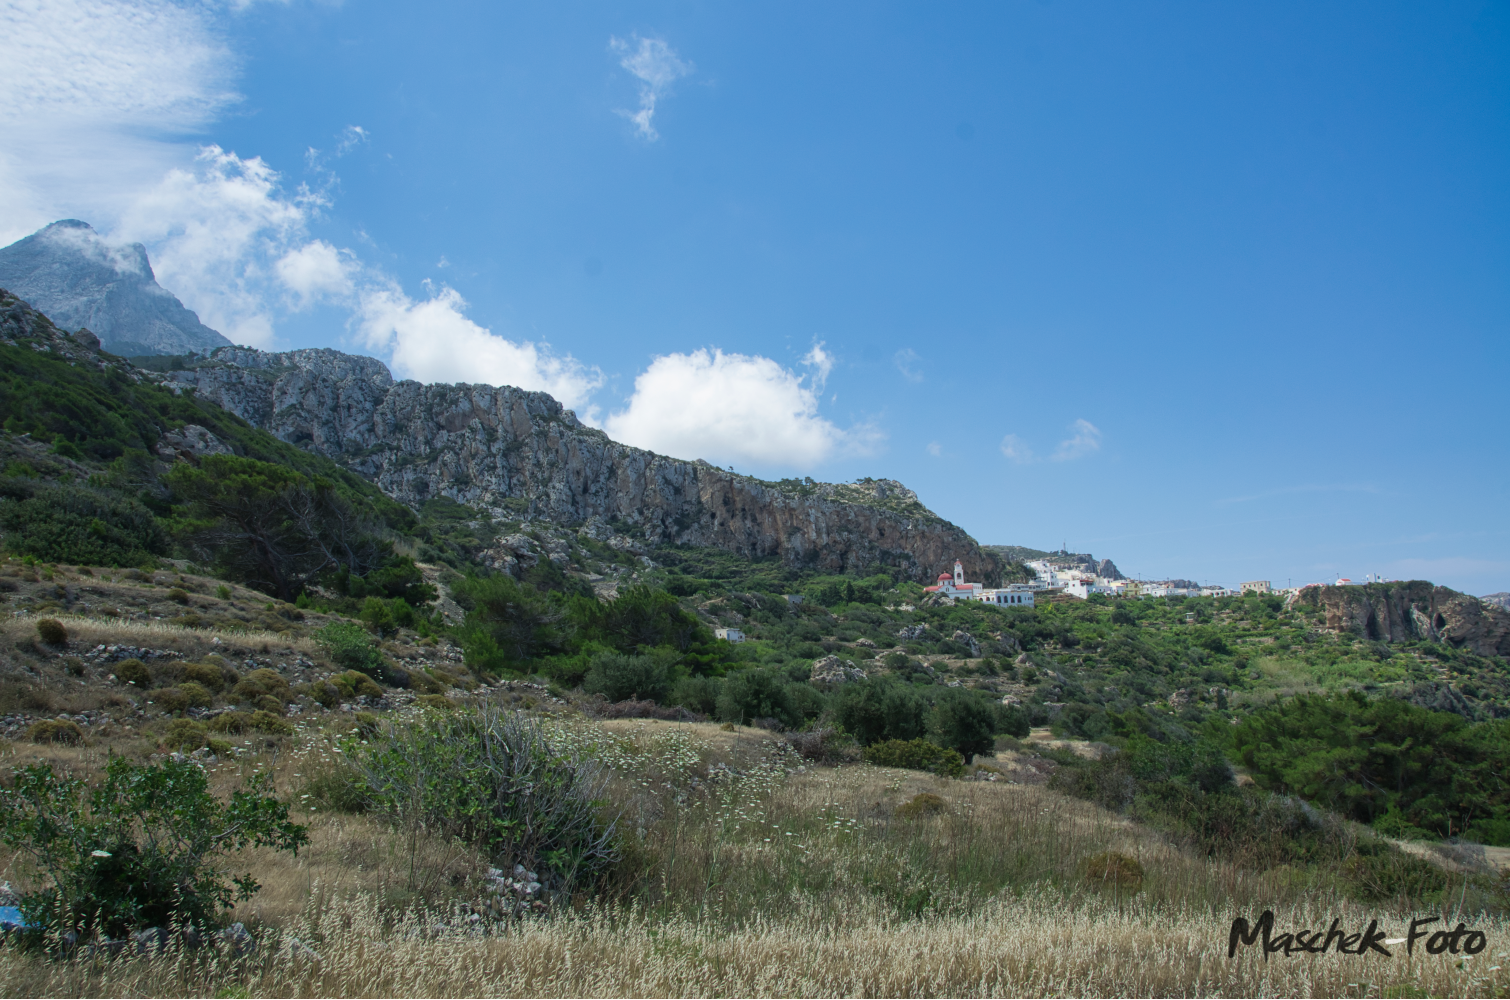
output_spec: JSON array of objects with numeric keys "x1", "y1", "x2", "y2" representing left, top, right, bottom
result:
[
  {"x1": 1294, "y1": 582, "x2": 1510, "y2": 658},
  {"x1": 0, "y1": 221, "x2": 232, "y2": 357},
  {"x1": 809, "y1": 655, "x2": 866, "y2": 685},
  {"x1": 162, "y1": 346, "x2": 998, "y2": 582}
]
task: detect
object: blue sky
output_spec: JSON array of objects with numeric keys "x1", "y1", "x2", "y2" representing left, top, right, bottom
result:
[{"x1": 3, "y1": 1, "x2": 1508, "y2": 593}]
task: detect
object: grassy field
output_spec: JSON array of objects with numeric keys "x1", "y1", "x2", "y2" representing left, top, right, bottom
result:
[{"x1": 2, "y1": 716, "x2": 1506, "y2": 998}]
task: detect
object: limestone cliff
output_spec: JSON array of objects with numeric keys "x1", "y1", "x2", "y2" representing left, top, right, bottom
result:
[
  {"x1": 1293, "y1": 582, "x2": 1510, "y2": 658},
  {"x1": 162, "y1": 346, "x2": 998, "y2": 583}
]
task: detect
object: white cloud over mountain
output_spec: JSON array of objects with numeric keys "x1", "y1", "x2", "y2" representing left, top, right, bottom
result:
[
  {"x1": 604, "y1": 348, "x2": 875, "y2": 469},
  {"x1": 0, "y1": 1, "x2": 866, "y2": 471}
]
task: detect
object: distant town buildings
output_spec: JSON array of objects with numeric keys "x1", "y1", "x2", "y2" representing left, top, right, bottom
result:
[
  {"x1": 714, "y1": 627, "x2": 745, "y2": 643},
  {"x1": 928, "y1": 560, "x2": 1036, "y2": 606},
  {"x1": 1240, "y1": 580, "x2": 1271, "y2": 595}
]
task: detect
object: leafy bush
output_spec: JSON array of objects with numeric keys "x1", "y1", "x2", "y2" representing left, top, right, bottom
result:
[
  {"x1": 113, "y1": 658, "x2": 151, "y2": 688},
  {"x1": 349, "y1": 708, "x2": 617, "y2": 884},
  {"x1": 453, "y1": 574, "x2": 567, "y2": 671},
  {"x1": 35, "y1": 618, "x2": 67, "y2": 646},
  {"x1": 208, "y1": 710, "x2": 292, "y2": 736},
  {"x1": 832, "y1": 677, "x2": 927, "y2": 745},
  {"x1": 863, "y1": 738, "x2": 965, "y2": 778},
  {"x1": 784, "y1": 726, "x2": 860, "y2": 763},
  {"x1": 0, "y1": 480, "x2": 166, "y2": 566},
  {"x1": 304, "y1": 679, "x2": 342, "y2": 708},
  {"x1": 582, "y1": 650, "x2": 677, "y2": 703},
  {"x1": 716, "y1": 667, "x2": 808, "y2": 729},
  {"x1": 148, "y1": 683, "x2": 213, "y2": 714},
  {"x1": 316, "y1": 622, "x2": 399, "y2": 684},
  {"x1": 897, "y1": 792, "x2": 947, "y2": 819},
  {"x1": 669, "y1": 675, "x2": 722, "y2": 716},
  {"x1": 27, "y1": 720, "x2": 84, "y2": 745},
  {"x1": 162, "y1": 719, "x2": 210, "y2": 751},
  {"x1": 331, "y1": 670, "x2": 384, "y2": 700},
  {"x1": 167, "y1": 588, "x2": 190, "y2": 604},
  {"x1": 182, "y1": 662, "x2": 229, "y2": 693},
  {"x1": 0, "y1": 756, "x2": 306, "y2": 938}
]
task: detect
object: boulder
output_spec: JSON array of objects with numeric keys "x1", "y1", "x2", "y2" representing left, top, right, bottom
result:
[
  {"x1": 810, "y1": 655, "x2": 866, "y2": 685},
  {"x1": 950, "y1": 630, "x2": 982, "y2": 658},
  {"x1": 896, "y1": 624, "x2": 928, "y2": 642}
]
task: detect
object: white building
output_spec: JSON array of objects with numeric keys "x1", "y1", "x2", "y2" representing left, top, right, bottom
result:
[
  {"x1": 1240, "y1": 580, "x2": 1271, "y2": 595},
  {"x1": 714, "y1": 627, "x2": 745, "y2": 643},
  {"x1": 978, "y1": 587, "x2": 1035, "y2": 607}
]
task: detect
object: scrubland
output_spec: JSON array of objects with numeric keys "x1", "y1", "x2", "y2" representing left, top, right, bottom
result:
[{"x1": 2, "y1": 715, "x2": 1506, "y2": 998}]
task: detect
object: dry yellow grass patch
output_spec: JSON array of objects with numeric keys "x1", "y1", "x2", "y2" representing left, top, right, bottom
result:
[
  {"x1": 0, "y1": 893, "x2": 1503, "y2": 998},
  {"x1": 2, "y1": 613, "x2": 319, "y2": 657}
]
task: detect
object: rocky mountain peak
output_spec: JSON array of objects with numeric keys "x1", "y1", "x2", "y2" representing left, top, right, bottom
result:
[{"x1": 0, "y1": 220, "x2": 232, "y2": 357}]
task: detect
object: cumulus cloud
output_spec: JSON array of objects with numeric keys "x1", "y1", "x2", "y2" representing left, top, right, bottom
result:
[
  {"x1": 355, "y1": 282, "x2": 604, "y2": 411},
  {"x1": 603, "y1": 349, "x2": 875, "y2": 469},
  {"x1": 894, "y1": 348, "x2": 924, "y2": 383},
  {"x1": 927, "y1": 441, "x2": 943, "y2": 458},
  {"x1": 610, "y1": 35, "x2": 692, "y2": 141},
  {"x1": 113, "y1": 145, "x2": 320, "y2": 347},
  {"x1": 276, "y1": 239, "x2": 357, "y2": 309},
  {"x1": 1000, "y1": 420, "x2": 1104, "y2": 464}
]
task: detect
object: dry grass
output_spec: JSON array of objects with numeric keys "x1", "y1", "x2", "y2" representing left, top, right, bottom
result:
[
  {"x1": 2, "y1": 711, "x2": 1506, "y2": 996},
  {"x1": 2, "y1": 612, "x2": 319, "y2": 658},
  {"x1": 0, "y1": 892, "x2": 1503, "y2": 998}
]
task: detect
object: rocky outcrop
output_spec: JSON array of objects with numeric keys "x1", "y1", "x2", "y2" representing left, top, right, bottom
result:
[
  {"x1": 0, "y1": 221, "x2": 231, "y2": 357},
  {"x1": 161, "y1": 346, "x2": 998, "y2": 583},
  {"x1": 810, "y1": 655, "x2": 866, "y2": 685},
  {"x1": 1294, "y1": 582, "x2": 1510, "y2": 658}
]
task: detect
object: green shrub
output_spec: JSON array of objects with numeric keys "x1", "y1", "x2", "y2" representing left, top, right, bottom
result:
[
  {"x1": 27, "y1": 720, "x2": 84, "y2": 745},
  {"x1": 863, "y1": 738, "x2": 965, "y2": 779},
  {"x1": 716, "y1": 667, "x2": 806, "y2": 729},
  {"x1": 208, "y1": 711, "x2": 253, "y2": 735},
  {"x1": 897, "y1": 791, "x2": 947, "y2": 819},
  {"x1": 669, "y1": 675, "x2": 722, "y2": 716},
  {"x1": 248, "y1": 710, "x2": 293, "y2": 735},
  {"x1": 332, "y1": 670, "x2": 384, "y2": 700},
  {"x1": 113, "y1": 658, "x2": 150, "y2": 688},
  {"x1": 416, "y1": 694, "x2": 456, "y2": 710},
  {"x1": 833, "y1": 676, "x2": 927, "y2": 745},
  {"x1": 582, "y1": 650, "x2": 676, "y2": 703},
  {"x1": 349, "y1": 708, "x2": 617, "y2": 885},
  {"x1": 316, "y1": 622, "x2": 400, "y2": 684},
  {"x1": 167, "y1": 588, "x2": 190, "y2": 604},
  {"x1": 304, "y1": 679, "x2": 342, "y2": 709},
  {"x1": 182, "y1": 662, "x2": 228, "y2": 693},
  {"x1": 0, "y1": 480, "x2": 166, "y2": 567},
  {"x1": 216, "y1": 584, "x2": 231, "y2": 600},
  {"x1": 148, "y1": 685, "x2": 212, "y2": 714},
  {"x1": 162, "y1": 719, "x2": 209, "y2": 751},
  {"x1": 0, "y1": 756, "x2": 306, "y2": 937},
  {"x1": 35, "y1": 618, "x2": 67, "y2": 646}
]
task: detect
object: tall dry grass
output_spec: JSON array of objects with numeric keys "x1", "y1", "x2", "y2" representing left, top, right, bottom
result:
[{"x1": 0, "y1": 891, "x2": 1504, "y2": 998}]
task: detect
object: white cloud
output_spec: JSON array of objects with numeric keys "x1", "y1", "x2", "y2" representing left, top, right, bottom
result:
[
  {"x1": 802, "y1": 342, "x2": 834, "y2": 393},
  {"x1": 610, "y1": 35, "x2": 692, "y2": 141},
  {"x1": 114, "y1": 145, "x2": 319, "y2": 347},
  {"x1": 276, "y1": 239, "x2": 356, "y2": 309},
  {"x1": 927, "y1": 441, "x2": 943, "y2": 458},
  {"x1": 894, "y1": 348, "x2": 924, "y2": 383},
  {"x1": 1000, "y1": 420, "x2": 1104, "y2": 464},
  {"x1": 354, "y1": 282, "x2": 604, "y2": 411},
  {"x1": 0, "y1": 0, "x2": 238, "y2": 245},
  {"x1": 603, "y1": 349, "x2": 877, "y2": 469},
  {"x1": 1052, "y1": 419, "x2": 1103, "y2": 461},
  {"x1": 1000, "y1": 434, "x2": 1033, "y2": 462}
]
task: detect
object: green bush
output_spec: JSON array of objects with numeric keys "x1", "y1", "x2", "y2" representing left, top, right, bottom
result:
[
  {"x1": 716, "y1": 667, "x2": 807, "y2": 729},
  {"x1": 35, "y1": 618, "x2": 68, "y2": 646},
  {"x1": 349, "y1": 708, "x2": 617, "y2": 884},
  {"x1": 669, "y1": 675, "x2": 722, "y2": 716},
  {"x1": 582, "y1": 650, "x2": 677, "y2": 703},
  {"x1": 332, "y1": 670, "x2": 384, "y2": 700},
  {"x1": 0, "y1": 480, "x2": 166, "y2": 567},
  {"x1": 162, "y1": 719, "x2": 209, "y2": 751},
  {"x1": 113, "y1": 658, "x2": 150, "y2": 688},
  {"x1": 0, "y1": 756, "x2": 306, "y2": 937},
  {"x1": 27, "y1": 720, "x2": 84, "y2": 745},
  {"x1": 863, "y1": 738, "x2": 965, "y2": 778},
  {"x1": 316, "y1": 622, "x2": 401, "y2": 684},
  {"x1": 148, "y1": 683, "x2": 212, "y2": 714},
  {"x1": 182, "y1": 661, "x2": 229, "y2": 693},
  {"x1": 832, "y1": 677, "x2": 927, "y2": 746}
]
